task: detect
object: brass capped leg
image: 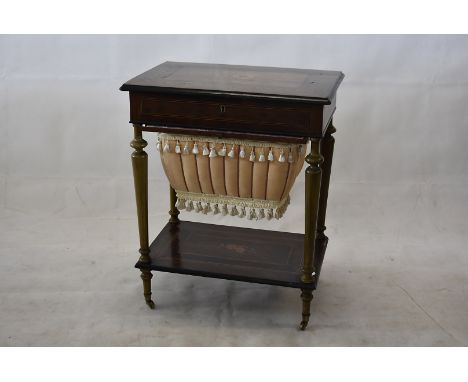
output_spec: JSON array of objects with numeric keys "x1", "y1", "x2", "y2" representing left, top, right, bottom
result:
[
  {"x1": 302, "y1": 139, "x2": 322, "y2": 284},
  {"x1": 299, "y1": 289, "x2": 313, "y2": 330},
  {"x1": 299, "y1": 137, "x2": 322, "y2": 330},
  {"x1": 131, "y1": 124, "x2": 150, "y2": 264},
  {"x1": 131, "y1": 125, "x2": 154, "y2": 309},
  {"x1": 140, "y1": 270, "x2": 155, "y2": 309},
  {"x1": 317, "y1": 123, "x2": 336, "y2": 241}
]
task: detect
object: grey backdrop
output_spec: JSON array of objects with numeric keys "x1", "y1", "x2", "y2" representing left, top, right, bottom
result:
[{"x1": 1, "y1": 35, "x2": 467, "y2": 346}]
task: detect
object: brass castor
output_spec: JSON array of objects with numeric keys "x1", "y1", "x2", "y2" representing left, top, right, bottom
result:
[
  {"x1": 141, "y1": 270, "x2": 155, "y2": 310},
  {"x1": 299, "y1": 289, "x2": 313, "y2": 330},
  {"x1": 146, "y1": 299, "x2": 156, "y2": 309}
]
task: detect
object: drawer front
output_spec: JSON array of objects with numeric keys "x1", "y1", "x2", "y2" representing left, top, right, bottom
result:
[{"x1": 130, "y1": 93, "x2": 325, "y2": 137}]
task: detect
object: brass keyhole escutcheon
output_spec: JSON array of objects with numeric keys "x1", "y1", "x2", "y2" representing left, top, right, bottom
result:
[{"x1": 219, "y1": 105, "x2": 226, "y2": 113}]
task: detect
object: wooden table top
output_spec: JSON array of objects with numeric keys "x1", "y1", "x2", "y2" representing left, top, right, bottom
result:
[{"x1": 120, "y1": 61, "x2": 344, "y2": 105}]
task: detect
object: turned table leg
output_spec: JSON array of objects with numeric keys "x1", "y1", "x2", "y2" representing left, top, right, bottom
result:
[
  {"x1": 169, "y1": 186, "x2": 180, "y2": 223},
  {"x1": 300, "y1": 138, "x2": 323, "y2": 330},
  {"x1": 317, "y1": 122, "x2": 336, "y2": 240},
  {"x1": 131, "y1": 124, "x2": 155, "y2": 309}
]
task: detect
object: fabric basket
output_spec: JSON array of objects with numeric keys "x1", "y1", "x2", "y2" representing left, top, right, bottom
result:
[{"x1": 157, "y1": 133, "x2": 306, "y2": 220}]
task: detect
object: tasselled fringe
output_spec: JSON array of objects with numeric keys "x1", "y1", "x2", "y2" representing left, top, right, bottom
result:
[
  {"x1": 156, "y1": 133, "x2": 305, "y2": 164},
  {"x1": 174, "y1": 195, "x2": 290, "y2": 221}
]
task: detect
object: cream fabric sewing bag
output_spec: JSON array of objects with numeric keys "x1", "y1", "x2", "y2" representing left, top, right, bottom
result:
[{"x1": 157, "y1": 133, "x2": 306, "y2": 220}]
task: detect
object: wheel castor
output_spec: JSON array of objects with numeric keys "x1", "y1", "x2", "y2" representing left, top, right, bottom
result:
[{"x1": 299, "y1": 289, "x2": 313, "y2": 331}]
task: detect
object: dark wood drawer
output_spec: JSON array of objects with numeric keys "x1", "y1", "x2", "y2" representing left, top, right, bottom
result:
[{"x1": 129, "y1": 93, "x2": 332, "y2": 138}]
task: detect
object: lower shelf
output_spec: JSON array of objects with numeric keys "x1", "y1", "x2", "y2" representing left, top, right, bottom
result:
[{"x1": 136, "y1": 221, "x2": 327, "y2": 290}]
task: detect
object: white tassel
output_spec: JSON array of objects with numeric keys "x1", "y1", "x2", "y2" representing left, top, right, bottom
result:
[
  {"x1": 239, "y1": 146, "x2": 246, "y2": 158},
  {"x1": 266, "y1": 208, "x2": 273, "y2": 220},
  {"x1": 259, "y1": 150, "x2": 265, "y2": 162},
  {"x1": 202, "y1": 202, "x2": 211, "y2": 214},
  {"x1": 239, "y1": 206, "x2": 246, "y2": 218},
  {"x1": 156, "y1": 137, "x2": 161, "y2": 152},
  {"x1": 274, "y1": 209, "x2": 282, "y2": 219},
  {"x1": 209, "y1": 146, "x2": 217, "y2": 158},
  {"x1": 258, "y1": 208, "x2": 265, "y2": 219},
  {"x1": 175, "y1": 141, "x2": 181, "y2": 154},
  {"x1": 175, "y1": 198, "x2": 186, "y2": 210},
  {"x1": 163, "y1": 142, "x2": 170, "y2": 153},
  {"x1": 249, "y1": 149, "x2": 256, "y2": 162},
  {"x1": 202, "y1": 144, "x2": 209, "y2": 156},
  {"x1": 268, "y1": 149, "x2": 274, "y2": 161},
  {"x1": 213, "y1": 203, "x2": 220, "y2": 215},
  {"x1": 186, "y1": 201, "x2": 194, "y2": 212},
  {"x1": 218, "y1": 144, "x2": 227, "y2": 157},
  {"x1": 192, "y1": 143, "x2": 199, "y2": 155},
  {"x1": 288, "y1": 149, "x2": 294, "y2": 163},
  {"x1": 221, "y1": 204, "x2": 228, "y2": 216},
  {"x1": 228, "y1": 145, "x2": 235, "y2": 158},
  {"x1": 278, "y1": 149, "x2": 286, "y2": 163},
  {"x1": 248, "y1": 208, "x2": 257, "y2": 220},
  {"x1": 194, "y1": 201, "x2": 203, "y2": 213},
  {"x1": 183, "y1": 143, "x2": 189, "y2": 154},
  {"x1": 230, "y1": 205, "x2": 239, "y2": 216}
]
